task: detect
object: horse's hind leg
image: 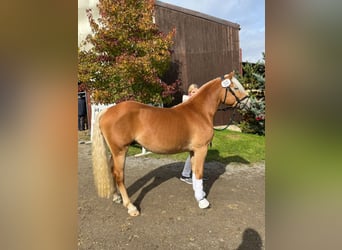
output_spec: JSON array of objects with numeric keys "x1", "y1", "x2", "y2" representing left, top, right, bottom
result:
[
  {"x1": 108, "y1": 155, "x2": 122, "y2": 204},
  {"x1": 112, "y1": 151, "x2": 140, "y2": 216}
]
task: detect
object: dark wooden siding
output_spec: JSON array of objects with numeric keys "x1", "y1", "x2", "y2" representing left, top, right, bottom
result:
[{"x1": 155, "y1": 1, "x2": 241, "y2": 126}]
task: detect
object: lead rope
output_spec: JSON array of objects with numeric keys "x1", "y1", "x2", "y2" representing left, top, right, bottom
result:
[{"x1": 214, "y1": 106, "x2": 238, "y2": 131}]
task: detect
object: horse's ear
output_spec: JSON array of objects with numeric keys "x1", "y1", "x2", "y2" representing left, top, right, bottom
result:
[{"x1": 224, "y1": 71, "x2": 235, "y2": 79}]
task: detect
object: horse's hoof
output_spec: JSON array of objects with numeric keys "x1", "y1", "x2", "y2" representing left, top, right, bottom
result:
[
  {"x1": 198, "y1": 198, "x2": 210, "y2": 209},
  {"x1": 127, "y1": 204, "x2": 140, "y2": 216},
  {"x1": 112, "y1": 194, "x2": 122, "y2": 204},
  {"x1": 128, "y1": 209, "x2": 140, "y2": 217}
]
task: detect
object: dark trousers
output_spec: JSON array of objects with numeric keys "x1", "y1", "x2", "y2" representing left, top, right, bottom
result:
[{"x1": 78, "y1": 116, "x2": 85, "y2": 130}]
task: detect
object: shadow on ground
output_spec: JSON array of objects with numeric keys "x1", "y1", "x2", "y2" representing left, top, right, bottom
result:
[
  {"x1": 127, "y1": 153, "x2": 249, "y2": 210},
  {"x1": 207, "y1": 149, "x2": 250, "y2": 164},
  {"x1": 236, "y1": 228, "x2": 263, "y2": 250}
]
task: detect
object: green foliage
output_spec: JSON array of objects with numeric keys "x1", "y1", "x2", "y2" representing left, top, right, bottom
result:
[
  {"x1": 237, "y1": 53, "x2": 265, "y2": 135},
  {"x1": 78, "y1": 0, "x2": 180, "y2": 104}
]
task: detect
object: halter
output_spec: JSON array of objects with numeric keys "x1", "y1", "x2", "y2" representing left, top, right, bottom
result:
[
  {"x1": 221, "y1": 76, "x2": 249, "y2": 107},
  {"x1": 215, "y1": 76, "x2": 250, "y2": 131}
]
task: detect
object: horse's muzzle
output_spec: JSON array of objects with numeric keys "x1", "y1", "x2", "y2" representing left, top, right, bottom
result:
[{"x1": 238, "y1": 96, "x2": 251, "y2": 110}]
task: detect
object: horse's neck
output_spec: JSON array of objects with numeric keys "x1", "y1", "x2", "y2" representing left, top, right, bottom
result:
[{"x1": 191, "y1": 81, "x2": 222, "y2": 119}]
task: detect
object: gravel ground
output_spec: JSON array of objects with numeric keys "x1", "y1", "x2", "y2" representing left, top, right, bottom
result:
[{"x1": 78, "y1": 143, "x2": 265, "y2": 249}]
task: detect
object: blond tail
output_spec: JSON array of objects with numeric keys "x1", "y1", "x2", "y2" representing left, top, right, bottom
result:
[{"x1": 91, "y1": 109, "x2": 114, "y2": 198}]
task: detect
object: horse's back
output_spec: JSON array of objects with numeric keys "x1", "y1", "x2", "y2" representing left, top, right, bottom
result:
[{"x1": 100, "y1": 101, "x2": 171, "y2": 135}]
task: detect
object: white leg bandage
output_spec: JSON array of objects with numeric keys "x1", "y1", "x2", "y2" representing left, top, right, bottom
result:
[{"x1": 192, "y1": 176, "x2": 206, "y2": 201}]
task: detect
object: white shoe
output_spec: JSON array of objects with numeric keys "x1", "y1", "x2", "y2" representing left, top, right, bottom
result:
[{"x1": 198, "y1": 198, "x2": 210, "y2": 209}]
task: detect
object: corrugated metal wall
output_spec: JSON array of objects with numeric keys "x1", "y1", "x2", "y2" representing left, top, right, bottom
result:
[{"x1": 155, "y1": 1, "x2": 241, "y2": 126}]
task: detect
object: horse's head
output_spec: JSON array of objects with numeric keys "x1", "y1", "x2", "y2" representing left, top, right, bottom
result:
[{"x1": 220, "y1": 71, "x2": 250, "y2": 109}]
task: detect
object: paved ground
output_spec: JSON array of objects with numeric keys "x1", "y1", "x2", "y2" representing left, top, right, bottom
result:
[{"x1": 78, "y1": 143, "x2": 265, "y2": 249}]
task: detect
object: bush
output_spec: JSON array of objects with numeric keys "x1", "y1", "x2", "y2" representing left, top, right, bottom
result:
[
  {"x1": 239, "y1": 94, "x2": 265, "y2": 135},
  {"x1": 237, "y1": 55, "x2": 265, "y2": 135}
]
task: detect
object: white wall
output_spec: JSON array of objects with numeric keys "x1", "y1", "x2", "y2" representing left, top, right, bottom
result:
[{"x1": 78, "y1": 0, "x2": 99, "y2": 48}]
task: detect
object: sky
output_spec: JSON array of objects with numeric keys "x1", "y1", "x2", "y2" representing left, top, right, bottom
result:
[{"x1": 159, "y1": 0, "x2": 265, "y2": 63}]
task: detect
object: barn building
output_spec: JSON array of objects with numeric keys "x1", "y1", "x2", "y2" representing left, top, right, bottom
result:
[{"x1": 78, "y1": 0, "x2": 242, "y2": 126}]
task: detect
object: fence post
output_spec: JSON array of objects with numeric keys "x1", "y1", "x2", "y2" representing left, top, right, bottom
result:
[{"x1": 90, "y1": 103, "x2": 115, "y2": 141}]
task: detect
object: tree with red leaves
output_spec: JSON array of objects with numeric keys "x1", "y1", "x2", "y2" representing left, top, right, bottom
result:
[{"x1": 78, "y1": 0, "x2": 180, "y2": 104}]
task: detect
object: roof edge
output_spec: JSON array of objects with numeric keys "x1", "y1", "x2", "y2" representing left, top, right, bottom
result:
[{"x1": 155, "y1": 1, "x2": 240, "y2": 29}]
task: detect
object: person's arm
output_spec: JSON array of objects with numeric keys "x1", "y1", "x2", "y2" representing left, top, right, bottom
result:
[{"x1": 182, "y1": 95, "x2": 189, "y2": 102}]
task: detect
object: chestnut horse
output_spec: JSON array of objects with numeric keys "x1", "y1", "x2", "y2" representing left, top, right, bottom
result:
[{"x1": 92, "y1": 71, "x2": 249, "y2": 216}]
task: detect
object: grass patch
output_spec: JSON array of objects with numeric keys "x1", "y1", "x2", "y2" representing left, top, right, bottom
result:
[
  {"x1": 128, "y1": 130, "x2": 265, "y2": 164},
  {"x1": 208, "y1": 130, "x2": 265, "y2": 164}
]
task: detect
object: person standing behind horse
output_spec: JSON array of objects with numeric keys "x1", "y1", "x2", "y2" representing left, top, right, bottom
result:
[
  {"x1": 180, "y1": 84, "x2": 199, "y2": 184},
  {"x1": 78, "y1": 94, "x2": 87, "y2": 130}
]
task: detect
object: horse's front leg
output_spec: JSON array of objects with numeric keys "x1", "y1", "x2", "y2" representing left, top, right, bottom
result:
[{"x1": 191, "y1": 147, "x2": 210, "y2": 209}]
